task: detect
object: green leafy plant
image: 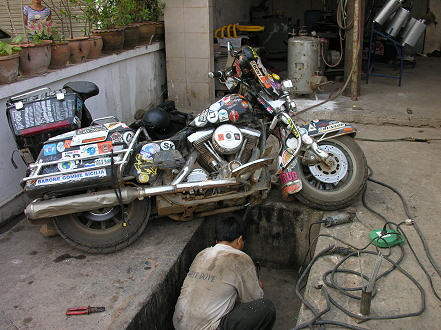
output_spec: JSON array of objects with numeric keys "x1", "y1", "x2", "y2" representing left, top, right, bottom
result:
[{"x1": 0, "y1": 37, "x2": 23, "y2": 56}]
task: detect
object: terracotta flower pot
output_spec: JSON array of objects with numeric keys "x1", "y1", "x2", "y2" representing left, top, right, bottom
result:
[
  {"x1": 67, "y1": 37, "x2": 90, "y2": 64},
  {"x1": 92, "y1": 28, "x2": 125, "y2": 52},
  {"x1": 49, "y1": 41, "x2": 70, "y2": 69},
  {"x1": 124, "y1": 25, "x2": 140, "y2": 49},
  {"x1": 138, "y1": 22, "x2": 156, "y2": 43},
  {"x1": 87, "y1": 36, "x2": 103, "y2": 59},
  {"x1": 154, "y1": 22, "x2": 165, "y2": 41},
  {"x1": 17, "y1": 41, "x2": 51, "y2": 76},
  {"x1": 0, "y1": 53, "x2": 20, "y2": 84}
]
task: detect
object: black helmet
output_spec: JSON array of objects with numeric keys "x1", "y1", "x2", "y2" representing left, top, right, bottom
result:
[{"x1": 142, "y1": 107, "x2": 170, "y2": 136}]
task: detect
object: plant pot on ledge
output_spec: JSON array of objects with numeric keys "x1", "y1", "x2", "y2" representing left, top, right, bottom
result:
[
  {"x1": 87, "y1": 36, "x2": 103, "y2": 59},
  {"x1": 49, "y1": 41, "x2": 70, "y2": 69},
  {"x1": 92, "y1": 28, "x2": 125, "y2": 52},
  {"x1": 0, "y1": 53, "x2": 20, "y2": 84},
  {"x1": 67, "y1": 37, "x2": 90, "y2": 64},
  {"x1": 17, "y1": 41, "x2": 52, "y2": 76},
  {"x1": 124, "y1": 24, "x2": 140, "y2": 49},
  {"x1": 154, "y1": 22, "x2": 165, "y2": 42},
  {"x1": 138, "y1": 22, "x2": 156, "y2": 44}
]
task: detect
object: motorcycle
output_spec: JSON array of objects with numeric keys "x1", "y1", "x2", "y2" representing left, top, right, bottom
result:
[{"x1": 20, "y1": 43, "x2": 367, "y2": 253}]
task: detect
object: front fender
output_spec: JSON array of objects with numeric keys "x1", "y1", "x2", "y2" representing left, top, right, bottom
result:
[{"x1": 301, "y1": 119, "x2": 356, "y2": 141}]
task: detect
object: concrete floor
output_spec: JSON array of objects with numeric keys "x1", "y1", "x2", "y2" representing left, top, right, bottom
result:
[
  {"x1": 296, "y1": 56, "x2": 441, "y2": 128},
  {"x1": 297, "y1": 124, "x2": 441, "y2": 329}
]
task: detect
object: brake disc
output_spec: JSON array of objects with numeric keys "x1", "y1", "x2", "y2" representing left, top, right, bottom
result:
[{"x1": 308, "y1": 144, "x2": 348, "y2": 184}]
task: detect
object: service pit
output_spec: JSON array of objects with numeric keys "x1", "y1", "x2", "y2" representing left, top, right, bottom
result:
[{"x1": 0, "y1": 191, "x2": 323, "y2": 330}]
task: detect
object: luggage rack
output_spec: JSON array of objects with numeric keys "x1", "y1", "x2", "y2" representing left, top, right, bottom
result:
[{"x1": 22, "y1": 126, "x2": 148, "y2": 184}]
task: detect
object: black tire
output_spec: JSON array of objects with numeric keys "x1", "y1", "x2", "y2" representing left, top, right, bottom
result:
[
  {"x1": 295, "y1": 135, "x2": 368, "y2": 210},
  {"x1": 53, "y1": 199, "x2": 151, "y2": 253}
]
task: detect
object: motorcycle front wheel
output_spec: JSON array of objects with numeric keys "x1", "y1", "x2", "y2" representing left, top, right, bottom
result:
[
  {"x1": 295, "y1": 135, "x2": 368, "y2": 210},
  {"x1": 53, "y1": 199, "x2": 151, "y2": 253}
]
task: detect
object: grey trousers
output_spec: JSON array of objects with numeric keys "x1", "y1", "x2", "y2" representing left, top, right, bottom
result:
[{"x1": 218, "y1": 298, "x2": 276, "y2": 330}]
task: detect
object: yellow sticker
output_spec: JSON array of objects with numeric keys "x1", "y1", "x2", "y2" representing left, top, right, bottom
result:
[{"x1": 272, "y1": 73, "x2": 280, "y2": 80}]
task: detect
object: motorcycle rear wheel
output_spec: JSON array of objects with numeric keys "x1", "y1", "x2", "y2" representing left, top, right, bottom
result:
[
  {"x1": 295, "y1": 135, "x2": 367, "y2": 210},
  {"x1": 53, "y1": 199, "x2": 151, "y2": 253}
]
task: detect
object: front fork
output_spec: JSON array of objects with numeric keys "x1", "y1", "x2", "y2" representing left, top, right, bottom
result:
[{"x1": 274, "y1": 113, "x2": 332, "y2": 199}]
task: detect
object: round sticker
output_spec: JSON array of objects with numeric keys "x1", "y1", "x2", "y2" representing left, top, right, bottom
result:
[
  {"x1": 57, "y1": 142, "x2": 65, "y2": 153},
  {"x1": 207, "y1": 110, "x2": 219, "y2": 123},
  {"x1": 229, "y1": 110, "x2": 239, "y2": 122},
  {"x1": 123, "y1": 132, "x2": 134, "y2": 144},
  {"x1": 218, "y1": 109, "x2": 229, "y2": 122},
  {"x1": 140, "y1": 143, "x2": 160, "y2": 161},
  {"x1": 209, "y1": 102, "x2": 221, "y2": 111},
  {"x1": 241, "y1": 101, "x2": 249, "y2": 108},
  {"x1": 58, "y1": 161, "x2": 75, "y2": 172},
  {"x1": 195, "y1": 114, "x2": 207, "y2": 127},
  {"x1": 111, "y1": 132, "x2": 122, "y2": 143},
  {"x1": 138, "y1": 173, "x2": 149, "y2": 183},
  {"x1": 160, "y1": 141, "x2": 175, "y2": 150}
]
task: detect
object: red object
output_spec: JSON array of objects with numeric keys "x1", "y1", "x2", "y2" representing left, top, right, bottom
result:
[
  {"x1": 66, "y1": 306, "x2": 105, "y2": 316},
  {"x1": 229, "y1": 110, "x2": 239, "y2": 122},
  {"x1": 20, "y1": 120, "x2": 70, "y2": 137}
]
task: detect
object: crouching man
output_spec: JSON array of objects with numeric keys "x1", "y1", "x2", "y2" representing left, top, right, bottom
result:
[{"x1": 173, "y1": 216, "x2": 276, "y2": 329}]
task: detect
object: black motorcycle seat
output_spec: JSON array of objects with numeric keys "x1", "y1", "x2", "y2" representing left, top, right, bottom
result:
[{"x1": 63, "y1": 81, "x2": 99, "y2": 100}]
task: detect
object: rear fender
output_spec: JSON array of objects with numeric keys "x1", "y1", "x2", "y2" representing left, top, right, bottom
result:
[{"x1": 301, "y1": 120, "x2": 356, "y2": 141}]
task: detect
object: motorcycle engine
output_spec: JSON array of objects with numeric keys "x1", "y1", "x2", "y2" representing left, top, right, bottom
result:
[
  {"x1": 212, "y1": 124, "x2": 243, "y2": 155},
  {"x1": 187, "y1": 124, "x2": 261, "y2": 172}
]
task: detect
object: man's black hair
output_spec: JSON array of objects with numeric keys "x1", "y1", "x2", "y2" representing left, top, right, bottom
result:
[{"x1": 215, "y1": 215, "x2": 246, "y2": 242}]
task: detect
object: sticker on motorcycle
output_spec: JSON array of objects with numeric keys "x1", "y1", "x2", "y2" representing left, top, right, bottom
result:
[
  {"x1": 35, "y1": 169, "x2": 106, "y2": 186},
  {"x1": 218, "y1": 134, "x2": 225, "y2": 141},
  {"x1": 57, "y1": 160, "x2": 76, "y2": 172},
  {"x1": 140, "y1": 143, "x2": 160, "y2": 161},
  {"x1": 160, "y1": 141, "x2": 175, "y2": 150},
  {"x1": 218, "y1": 109, "x2": 229, "y2": 122},
  {"x1": 209, "y1": 101, "x2": 221, "y2": 111},
  {"x1": 104, "y1": 122, "x2": 127, "y2": 130},
  {"x1": 241, "y1": 101, "x2": 249, "y2": 109},
  {"x1": 207, "y1": 110, "x2": 219, "y2": 123},
  {"x1": 318, "y1": 122, "x2": 345, "y2": 133},
  {"x1": 308, "y1": 124, "x2": 316, "y2": 132},
  {"x1": 64, "y1": 140, "x2": 72, "y2": 149},
  {"x1": 43, "y1": 144, "x2": 57, "y2": 156},
  {"x1": 111, "y1": 132, "x2": 122, "y2": 143},
  {"x1": 123, "y1": 132, "x2": 134, "y2": 144},
  {"x1": 279, "y1": 171, "x2": 298, "y2": 185},
  {"x1": 80, "y1": 144, "x2": 98, "y2": 157},
  {"x1": 98, "y1": 141, "x2": 113, "y2": 154},
  {"x1": 195, "y1": 114, "x2": 207, "y2": 127},
  {"x1": 229, "y1": 110, "x2": 239, "y2": 122},
  {"x1": 57, "y1": 142, "x2": 65, "y2": 153},
  {"x1": 138, "y1": 173, "x2": 150, "y2": 183},
  {"x1": 134, "y1": 154, "x2": 158, "y2": 177}
]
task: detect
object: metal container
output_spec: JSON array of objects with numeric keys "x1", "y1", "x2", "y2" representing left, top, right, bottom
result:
[
  {"x1": 288, "y1": 36, "x2": 321, "y2": 94},
  {"x1": 400, "y1": 17, "x2": 417, "y2": 39},
  {"x1": 385, "y1": 7, "x2": 410, "y2": 37},
  {"x1": 374, "y1": 0, "x2": 402, "y2": 25},
  {"x1": 402, "y1": 19, "x2": 426, "y2": 47}
]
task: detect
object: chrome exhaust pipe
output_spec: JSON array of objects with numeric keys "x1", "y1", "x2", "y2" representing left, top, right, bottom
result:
[{"x1": 25, "y1": 179, "x2": 239, "y2": 220}]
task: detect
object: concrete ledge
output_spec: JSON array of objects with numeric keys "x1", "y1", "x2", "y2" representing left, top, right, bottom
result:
[{"x1": 0, "y1": 42, "x2": 164, "y2": 100}]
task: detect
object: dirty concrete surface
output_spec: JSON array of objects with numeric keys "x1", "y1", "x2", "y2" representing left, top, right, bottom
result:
[
  {"x1": 296, "y1": 57, "x2": 441, "y2": 128},
  {"x1": 297, "y1": 124, "x2": 441, "y2": 329},
  {"x1": 0, "y1": 217, "x2": 203, "y2": 330}
]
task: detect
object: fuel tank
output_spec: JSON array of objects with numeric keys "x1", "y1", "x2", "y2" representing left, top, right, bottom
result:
[{"x1": 189, "y1": 94, "x2": 253, "y2": 127}]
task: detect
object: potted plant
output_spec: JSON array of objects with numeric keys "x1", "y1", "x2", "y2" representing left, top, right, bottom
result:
[
  {"x1": 16, "y1": 19, "x2": 53, "y2": 76},
  {"x1": 118, "y1": 0, "x2": 140, "y2": 49},
  {"x1": 132, "y1": 0, "x2": 155, "y2": 44},
  {"x1": 83, "y1": 0, "x2": 126, "y2": 51},
  {"x1": 0, "y1": 37, "x2": 22, "y2": 84}
]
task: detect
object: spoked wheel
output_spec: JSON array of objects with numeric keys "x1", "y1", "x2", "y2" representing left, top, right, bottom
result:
[
  {"x1": 295, "y1": 135, "x2": 368, "y2": 210},
  {"x1": 53, "y1": 199, "x2": 151, "y2": 253}
]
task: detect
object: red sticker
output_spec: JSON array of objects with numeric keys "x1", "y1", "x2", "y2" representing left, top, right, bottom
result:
[
  {"x1": 229, "y1": 110, "x2": 239, "y2": 122},
  {"x1": 64, "y1": 140, "x2": 72, "y2": 148},
  {"x1": 280, "y1": 171, "x2": 298, "y2": 185},
  {"x1": 218, "y1": 134, "x2": 225, "y2": 141},
  {"x1": 98, "y1": 141, "x2": 113, "y2": 154}
]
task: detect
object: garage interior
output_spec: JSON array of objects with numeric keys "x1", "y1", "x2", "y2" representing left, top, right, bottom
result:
[{"x1": 165, "y1": 0, "x2": 441, "y2": 129}]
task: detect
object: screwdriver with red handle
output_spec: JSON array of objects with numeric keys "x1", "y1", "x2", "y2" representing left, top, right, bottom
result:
[{"x1": 66, "y1": 306, "x2": 105, "y2": 316}]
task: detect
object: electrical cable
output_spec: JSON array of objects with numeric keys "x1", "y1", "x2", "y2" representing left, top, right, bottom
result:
[{"x1": 356, "y1": 137, "x2": 441, "y2": 142}]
